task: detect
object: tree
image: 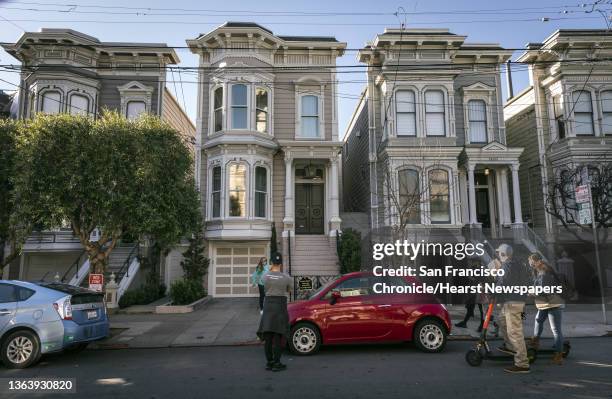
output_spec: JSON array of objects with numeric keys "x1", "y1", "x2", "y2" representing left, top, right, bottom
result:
[
  {"x1": 0, "y1": 119, "x2": 31, "y2": 277},
  {"x1": 180, "y1": 221, "x2": 209, "y2": 282},
  {"x1": 12, "y1": 112, "x2": 200, "y2": 274}
]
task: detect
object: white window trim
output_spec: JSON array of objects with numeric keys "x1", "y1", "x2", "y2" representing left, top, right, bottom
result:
[
  {"x1": 295, "y1": 86, "x2": 325, "y2": 140},
  {"x1": 38, "y1": 88, "x2": 64, "y2": 114},
  {"x1": 597, "y1": 87, "x2": 612, "y2": 136},
  {"x1": 394, "y1": 166, "x2": 424, "y2": 225},
  {"x1": 569, "y1": 87, "x2": 599, "y2": 137},
  {"x1": 225, "y1": 161, "x2": 249, "y2": 219},
  {"x1": 424, "y1": 165, "x2": 455, "y2": 225},
  {"x1": 117, "y1": 81, "x2": 153, "y2": 118},
  {"x1": 210, "y1": 84, "x2": 225, "y2": 135},
  {"x1": 394, "y1": 88, "x2": 418, "y2": 137},
  {"x1": 465, "y1": 98, "x2": 489, "y2": 144},
  {"x1": 208, "y1": 163, "x2": 223, "y2": 220},
  {"x1": 229, "y1": 83, "x2": 250, "y2": 131},
  {"x1": 461, "y1": 84, "x2": 496, "y2": 144},
  {"x1": 252, "y1": 163, "x2": 271, "y2": 220},
  {"x1": 254, "y1": 86, "x2": 272, "y2": 135},
  {"x1": 424, "y1": 89, "x2": 448, "y2": 137},
  {"x1": 67, "y1": 91, "x2": 93, "y2": 115}
]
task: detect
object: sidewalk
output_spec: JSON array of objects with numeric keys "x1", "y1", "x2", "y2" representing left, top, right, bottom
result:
[{"x1": 91, "y1": 299, "x2": 612, "y2": 349}]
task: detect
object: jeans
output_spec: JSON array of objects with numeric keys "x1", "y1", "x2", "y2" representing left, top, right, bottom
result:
[
  {"x1": 263, "y1": 332, "x2": 283, "y2": 364},
  {"x1": 258, "y1": 284, "x2": 265, "y2": 310},
  {"x1": 499, "y1": 302, "x2": 529, "y2": 368},
  {"x1": 534, "y1": 307, "x2": 564, "y2": 352}
]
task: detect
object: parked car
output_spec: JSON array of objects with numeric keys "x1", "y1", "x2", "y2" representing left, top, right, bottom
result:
[
  {"x1": 0, "y1": 280, "x2": 109, "y2": 368},
  {"x1": 287, "y1": 272, "x2": 451, "y2": 355}
]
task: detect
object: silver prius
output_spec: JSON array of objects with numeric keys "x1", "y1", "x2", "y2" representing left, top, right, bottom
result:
[{"x1": 0, "y1": 280, "x2": 109, "y2": 369}]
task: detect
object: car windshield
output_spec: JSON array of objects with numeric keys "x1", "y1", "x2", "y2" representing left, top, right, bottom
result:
[{"x1": 308, "y1": 276, "x2": 341, "y2": 300}]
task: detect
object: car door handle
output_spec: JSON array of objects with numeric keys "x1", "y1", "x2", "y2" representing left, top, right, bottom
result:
[
  {"x1": 0, "y1": 309, "x2": 12, "y2": 315},
  {"x1": 377, "y1": 304, "x2": 391, "y2": 308}
]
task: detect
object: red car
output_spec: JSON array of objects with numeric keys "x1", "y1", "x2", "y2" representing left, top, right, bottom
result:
[{"x1": 287, "y1": 272, "x2": 451, "y2": 355}]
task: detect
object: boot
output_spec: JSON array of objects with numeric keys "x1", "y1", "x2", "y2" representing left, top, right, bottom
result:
[
  {"x1": 551, "y1": 352, "x2": 563, "y2": 365},
  {"x1": 528, "y1": 337, "x2": 540, "y2": 349}
]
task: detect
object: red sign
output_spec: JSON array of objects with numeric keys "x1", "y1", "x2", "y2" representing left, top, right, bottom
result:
[
  {"x1": 575, "y1": 185, "x2": 590, "y2": 204},
  {"x1": 89, "y1": 273, "x2": 104, "y2": 292}
]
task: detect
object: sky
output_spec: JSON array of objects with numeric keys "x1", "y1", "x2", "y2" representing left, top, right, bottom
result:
[{"x1": 0, "y1": 0, "x2": 609, "y2": 138}]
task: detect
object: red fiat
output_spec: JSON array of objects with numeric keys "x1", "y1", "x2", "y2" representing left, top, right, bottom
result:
[{"x1": 287, "y1": 272, "x2": 451, "y2": 355}]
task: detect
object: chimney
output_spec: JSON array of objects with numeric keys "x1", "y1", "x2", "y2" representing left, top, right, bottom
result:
[{"x1": 505, "y1": 60, "x2": 514, "y2": 99}]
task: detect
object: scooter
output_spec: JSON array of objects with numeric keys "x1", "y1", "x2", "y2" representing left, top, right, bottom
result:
[{"x1": 465, "y1": 301, "x2": 537, "y2": 367}]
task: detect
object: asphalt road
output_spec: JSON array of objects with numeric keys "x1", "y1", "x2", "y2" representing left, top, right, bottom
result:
[{"x1": 1, "y1": 338, "x2": 611, "y2": 399}]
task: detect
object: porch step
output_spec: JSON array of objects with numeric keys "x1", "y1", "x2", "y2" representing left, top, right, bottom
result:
[{"x1": 290, "y1": 235, "x2": 339, "y2": 276}]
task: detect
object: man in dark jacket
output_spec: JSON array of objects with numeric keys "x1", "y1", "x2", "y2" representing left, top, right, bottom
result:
[
  {"x1": 256, "y1": 252, "x2": 292, "y2": 371},
  {"x1": 494, "y1": 244, "x2": 531, "y2": 374}
]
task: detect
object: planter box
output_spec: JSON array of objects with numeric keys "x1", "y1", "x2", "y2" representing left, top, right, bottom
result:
[{"x1": 155, "y1": 296, "x2": 210, "y2": 314}]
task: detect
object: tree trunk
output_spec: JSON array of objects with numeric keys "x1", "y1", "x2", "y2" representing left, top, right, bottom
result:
[{"x1": 86, "y1": 248, "x2": 108, "y2": 274}]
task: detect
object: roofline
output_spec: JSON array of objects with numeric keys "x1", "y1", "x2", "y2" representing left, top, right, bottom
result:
[{"x1": 343, "y1": 88, "x2": 367, "y2": 143}]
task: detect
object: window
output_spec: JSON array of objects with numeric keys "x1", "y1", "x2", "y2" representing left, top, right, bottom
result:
[
  {"x1": 428, "y1": 169, "x2": 451, "y2": 223},
  {"x1": 0, "y1": 283, "x2": 17, "y2": 303},
  {"x1": 601, "y1": 90, "x2": 612, "y2": 135},
  {"x1": 328, "y1": 277, "x2": 369, "y2": 298},
  {"x1": 228, "y1": 164, "x2": 246, "y2": 217},
  {"x1": 69, "y1": 94, "x2": 89, "y2": 115},
  {"x1": 41, "y1": 91, "x2": 61, "y2": 114},
  {"x1": 17, "y1": 287, "x2": 35, "y2": 301},
  {"x1": 396, "y1": 90, "x2": 416, "y2": 136},
  {"x1": 553, "y1": 95, "x2": 565, "y2": 139},
  {"x1": 301, "y1": 95, "x2": 319, "y2": 137},
  {"x1": 468, "y1": 100, "x2": 487, "y2": 143},
  {"x1": 254, "y1": 166, "x2": 267, "y2": 218},
  {"x1": 572, "y1": 90, "x2": 594, "y2": 135},
  {"x1": 214, "y1": 87, "x2": 223, "y2": 132},
  {"x1": 256, "y1": 88, "x2": 269, "y2": 133},
  {"x1": 211, "y1": 166, "x2": 221, "y2": 218},
  {"x1": 425, "y1": 90, "x2": 445, "y2": 136},
  {"x1": 398, "y1": 169, "x2": 420, "y2": 224},
  {"x1": 231, "y1": 84, "x2": 248, "y2": 129},
  {"x1": 126, "y1": 101, "x2": 146, "y2": 120}
]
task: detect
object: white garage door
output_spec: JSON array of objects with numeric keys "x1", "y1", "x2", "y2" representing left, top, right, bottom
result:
[{"x1": 213, "y1": 244, "x2": 267, "y2": 297}]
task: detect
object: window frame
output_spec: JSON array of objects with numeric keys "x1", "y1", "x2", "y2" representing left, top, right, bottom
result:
[
  {"x1": 230, "y1": 83, "x2": 249, "y2": 130},
  {"x1": 395, "y1": 90, "x2": 417, "y2": 137},
  {"x1": 467, "y1": 99, "x2": 488, "y2": 143},
  {"x1": 68, "y1": 93, "x2": 90, "y2": 116},
  {"x1": 428, "y1": 168, "x2": 451, "y2": 224},
  {"x1": 0, "y1": 283, "x2": 17, "y2": 304},
  {"x1": 397, "y1": 168, "x2": 421, "y2": 224},
  {"x1": 553, "y1": 95, "x2": 566, "y2": 139},
  {"x1": 213, "y1": 86, "x2": 224, "y2": 133},
  {"x1": 572, "y1": 90, "x2": 595, "y2": 136},
  {"x1": 600, "y1": 90, "x2": 612, "y2": 136},
  {"x1": 126, "y1": 100, "x2": 146, "y2": 120},
  {"x1": 227, "y1": 163, "x2": 248, "y2": 218},
  {"x1": 40, "y1": 90, "x2": 63, "y2": 114},
  {"x1": 424, "y1": 90, "x2": 446, "y2": 137},
  {"x1": 210, "y1": 165, "x2": 222, "y2": 219},
  {"x1": 299, "y1": 94, "x2": 321, "y2": 138},
  {"x1": 255, "y1": 87, "x2": 269, "y2": 134},
  {"x1": 254, "y1": 166, "x2": 268, "y2": 219}
]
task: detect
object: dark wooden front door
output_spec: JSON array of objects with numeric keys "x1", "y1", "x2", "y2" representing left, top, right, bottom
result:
[
  {"x1": 476, "y1": 188, "x2": 491, "y2": 228},
  {"x1": 295, "y1": 183, "x2": 324, "y2": 234}
]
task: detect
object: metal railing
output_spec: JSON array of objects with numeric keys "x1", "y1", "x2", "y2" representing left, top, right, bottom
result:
[
  {"x1": 26, "y1": 230, "x2": 80, "y2": 244},
  {"x1": 112, "y1": 244, "x2": 140, "y2": 283},
  {"x1": 61, "y1": 250, "x2": 86, "y2": 283}
]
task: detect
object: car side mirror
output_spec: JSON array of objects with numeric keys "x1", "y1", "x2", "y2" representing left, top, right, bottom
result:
[{"x1": 330, "y1": 290, "x2": 341, "y2": 305}]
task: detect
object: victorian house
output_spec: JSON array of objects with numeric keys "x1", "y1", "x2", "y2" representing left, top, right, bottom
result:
[
  {"x1": 2, "y1": 29, "x2": 194, "y2": 291},
  {"x1": 343, "y1": 28, "x2": 525, "y2": 246},
  {"x1": 187, "y1": 23, "x2": 346, "y2": 297}
]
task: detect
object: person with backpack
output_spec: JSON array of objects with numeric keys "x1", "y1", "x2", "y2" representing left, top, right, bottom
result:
[{"x1": 527, "y1": 253, "x2": 565, "y2": 365}]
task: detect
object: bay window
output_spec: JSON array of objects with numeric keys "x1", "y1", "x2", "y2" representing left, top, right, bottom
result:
[
  {"x1": 425, "y1": 90, "x2": 445, "y2": 136},
  {"x1": 396, "y1": 90, "x2": 416, "y2": 136},
  {"x1": 231, "y1": 84, "x2": 248, "y2": 129},
  {"x1": 254, "y1": 166, "x2": 267, "y2": 218},
  {"x1": 211, "y1": 166, "x2": 221, "y2": 218},
  {"x1": 256, "y1": 88, "x2": 269, "y2": 133},
  {"x1": 601, "y1": 90, "x2": 612, "y2": 135},
  {"x1": 228, "y1": 164, "x2": 246, "y2": 217},
  {"x1": 398, "y1": 169, "x2": 420, "y2": 223},
  {"x1": 214, "y1": 87, "x2": 223, "y2": 132},
  {"x1": 428, "y1": 169, "x2": 450, "y2": 223},
  {"x1": 467, "y1": 100, "x2": 487, "y2": 143},
  {"x1": 553, "y1": 95, "x2": 565, "y2": 139},
  {"x1": 572, "y1": 90, "x2": 594, "y2": 135},
  {"x1": 301, "y1": 95, "x2": 319, "y2": 137},
  {"x1": 41, "y1": 91, "x2": 61, "y2": 114}
]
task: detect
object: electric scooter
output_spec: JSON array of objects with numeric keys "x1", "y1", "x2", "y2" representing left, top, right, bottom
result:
[{"x1": 465, "y1": 301, "x2": 537, "y2": 367}]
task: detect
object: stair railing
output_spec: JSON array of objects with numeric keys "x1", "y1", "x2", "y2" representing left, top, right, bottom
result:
[
  {"x1": 61, "y1": 250, "x2": 86, "y2": 283},
  {"x1": 114, "y1": 244, "x2": 140, "y2": 282}
]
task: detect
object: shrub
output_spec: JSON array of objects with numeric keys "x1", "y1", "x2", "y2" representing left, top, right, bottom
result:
[
  {"x1": 169, "y1": 279, "x2": 206, "y2": 305},
  {"x1": 338, "y1": 228, "x2": 362, "y2": 274},
  {"x1": 118, "y1": 282, "x2": 166, "y2": 308}
]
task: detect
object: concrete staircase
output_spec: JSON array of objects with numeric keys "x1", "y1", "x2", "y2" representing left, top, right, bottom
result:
[{"x1": 290, "y1": 235, "x2": 339, "y2": 276}]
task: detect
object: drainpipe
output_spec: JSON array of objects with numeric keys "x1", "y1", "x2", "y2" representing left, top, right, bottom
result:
[{"x1": 505, "y1": 60, "x2": 514, "y2": 99}]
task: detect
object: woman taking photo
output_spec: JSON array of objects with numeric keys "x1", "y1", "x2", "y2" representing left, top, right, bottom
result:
[
  {"x1": 252, "y1": 257, "x2": 269, "y2": 314},
  {"x1": 528, "y1": 253, "x2": 565, "y2": 365}
]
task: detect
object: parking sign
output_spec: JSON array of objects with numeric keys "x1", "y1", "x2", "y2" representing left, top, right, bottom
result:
[{"x1": 88, "y1": 274, "x2": 104, "y2": 292}]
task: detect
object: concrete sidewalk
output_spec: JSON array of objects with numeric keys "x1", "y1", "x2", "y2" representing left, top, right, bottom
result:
[{"x1": 92, "y1": 299, "x2": 612, "y2": 349}]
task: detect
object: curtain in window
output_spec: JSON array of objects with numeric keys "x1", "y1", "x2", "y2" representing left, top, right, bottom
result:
[
  {"x1": 41, "y1": 91, "x2": 61, "y2": 114},
  {"x1": 425, "y1": 91, "x2": 445, "y2": 136},
  {"x1": 572, "y1": 90, "x2": 594, "y2": 135},
  {"x1": 468, "y1": 100, "x2": 487, "y2": 143},
  {"x1": 301, "y1": 95, "x2": 319, "y2": 137},
  {"x1": 601, "y1": 91, "x2": 612, "y2": 135},
  {"x1": 228, "y1": 164, "x2": 246, "y2": 217},
  {"x1": 398, "y1": 169, "x2": 420, "y2": 223},
  {"x1": 231, "y1": 84, "x2": 248, "y2": 129},
  {"x1": 255, "y1": 167, "x2": 267, "y2": 218},
  {"x1": 396, "y1": 90, "x2": 416, "y2": 136},
  {"x1": 428, "y1": 169, "x2": 450, "y2": 223}
]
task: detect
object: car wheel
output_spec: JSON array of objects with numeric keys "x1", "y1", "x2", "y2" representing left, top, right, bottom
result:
[
  {"x1": 413, "y1": 318, "x2": 447, "y2": 353},
  {"x1": 1, "y1": 330, "x2": 41, "y2": 369},
  {"x1": 289, "y1": 322, "x2": 321, "y2": 356}
]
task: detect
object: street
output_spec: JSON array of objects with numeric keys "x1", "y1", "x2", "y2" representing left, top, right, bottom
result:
[{"x1": 1, "y1": 338, "x2": 611, "y2": 399}]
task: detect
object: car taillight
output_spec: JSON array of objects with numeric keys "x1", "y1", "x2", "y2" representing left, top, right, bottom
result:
[{"x1": 53, "y1": 296, "x2": 73, "y2": 320}]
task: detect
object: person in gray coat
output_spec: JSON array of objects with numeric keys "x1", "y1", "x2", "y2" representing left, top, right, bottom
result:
[{"x1": 256, "y1": 252, "x2": 292, "y2": 371}]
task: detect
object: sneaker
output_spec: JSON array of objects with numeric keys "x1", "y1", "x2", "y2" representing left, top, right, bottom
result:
[
  {"x1": 454, "y1": 321, "x2": 468, "y2": 328},
  {"x1": 265, "y1": 362, "x2": 274, "y2": 370},
  {"x1": 497, "y1": 346, "x2": 516, "y2": 355},
  {"x1": 504, "y1": 366, "x2": 530, "y2": 374},
  {"x1": 271, "y1": 362, "x2": 287, "y2": 372}
]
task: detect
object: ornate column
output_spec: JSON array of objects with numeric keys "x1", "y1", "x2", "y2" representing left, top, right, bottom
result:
[
  {"x1": 511, "y1": 164, "x2": 523, "y2": 224},
  {"x1": 499, "y1": 167, "x2": 512, "y2": 225},
  {"x1": 467, "y1": 163, "x2": 478, "y2": 225},
  {"x1": 329, "y1": 154, "x2": 341, "y2": 235},
  {"x1": 283, "y1": 154, "x2": 294, "y2": 232}
]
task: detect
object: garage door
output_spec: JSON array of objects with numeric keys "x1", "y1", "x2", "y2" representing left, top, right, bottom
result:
[
  {"x1": 213, "y1": 244, "x2": 267, "y2": 297},
  {"x1": 25, "y1": 252, "x2": 81, "y2": 281}
]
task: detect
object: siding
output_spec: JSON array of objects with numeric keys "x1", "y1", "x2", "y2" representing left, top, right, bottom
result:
[
  {"x1": 98, "y1": 76, "x2": 160, "y2": 115},
  {"x1": 342, "y1": 98, "x2": 370, "y2": 212},
  {"x1": 453, "y1": 73, "x2": 499, "y2": 146},
  {"x1": 161, "y1": 87, "x2": 196, "y2": 139},
  {"x1": 272, "y1": 152, "x2": 286, "y2": 235}
]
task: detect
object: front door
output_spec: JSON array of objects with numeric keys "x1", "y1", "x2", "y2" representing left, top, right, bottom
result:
[
  {"x1": 476, "y1": 188, "x2": 490, "y2": 228},
  {"x1": 295, "y1": 183, "x2": 324, "y2": 234}
]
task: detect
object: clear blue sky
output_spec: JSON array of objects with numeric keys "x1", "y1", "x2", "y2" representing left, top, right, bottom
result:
[{"x1": 0, "y1": 0, "x2": 608, "y2": 137}]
